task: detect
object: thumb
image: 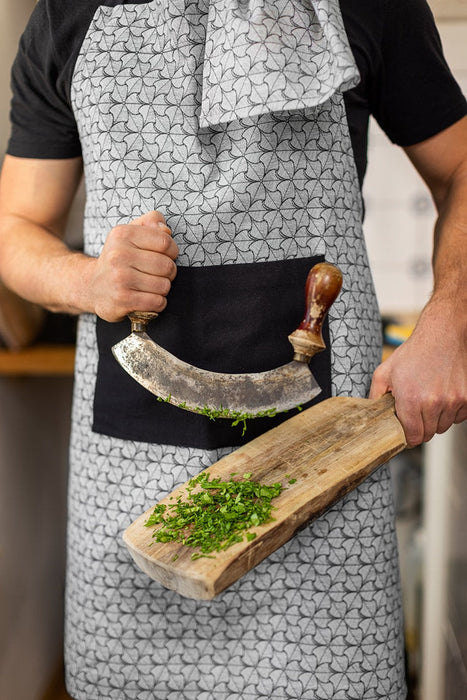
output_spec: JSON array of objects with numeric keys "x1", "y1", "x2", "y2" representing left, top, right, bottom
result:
[
  {"x1": 133, "y1": 210, "x2": 170, "y2": 230},
  {"x1": 369, "y1": 360, "x2": 392, "y2": 399}
]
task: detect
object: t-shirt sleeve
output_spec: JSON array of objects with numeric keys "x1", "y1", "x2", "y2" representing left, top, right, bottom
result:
[
  {"x1": 370, "y1": 0, "x2": 467, "y2": 146},
  {"x1": 6, "y1": 0, "x2": 82, "y2": 159}
]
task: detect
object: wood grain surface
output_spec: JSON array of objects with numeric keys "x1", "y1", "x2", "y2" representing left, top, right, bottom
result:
[
  {"x1": 0, "y1": 345, "x2": 75, "y2": 375},
  {"x1": 124, "y1": 394, "x2": 406, "y2": 600}
]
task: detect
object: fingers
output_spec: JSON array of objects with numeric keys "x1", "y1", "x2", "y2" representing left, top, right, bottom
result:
[
  {"x1": 391, "y1": 391, "x2": 453, "y2": 448},
  {"x1": 113, "y1": 219, "x2": 179, "y2": 261},
  {"x1": 395, "y1": 398, "x2": 428, "y2": 448},
  {"x1": 131, "y1": 253, "x2": 177, "y2": 282},
  {"x1": 91, "y1": 211, "x2": 179, "y2": 322},
  {"x1": 131, "y1": 211, "x2": 176, "y2": 255},
  {"x1": 369, "y1": 355, "x2": 466, "y2": 448},
  {"x1": 112, "y1": 288, "x2": 170, "y2": 316},
  {"x1": 133, "y1": 210, "x2": 168, "y2": 228},
  {"x1": 368, "y1": 362, "x2": 390, "y2": 399},
  {"x1": 434, "y1": 396, "x2": 467, "y2": 434},
  {"x1": 454, "y1": 404, "x2": 467, "y2": 425},
  {"x1": 109, "y1": 262, "x2": 173, "y2": 297},
  {"x1": 370, "y1": 361, "x2": 424, "y2": 446},
  {"x1": 378, "y1": 384, "x2": 465, "y2": 448},
  {"x1": 403, "y1": 390, "x2": 466, "y2": 446},
  {"x1": 108, "y1": 236, "x2": 177, "y2": 280}
]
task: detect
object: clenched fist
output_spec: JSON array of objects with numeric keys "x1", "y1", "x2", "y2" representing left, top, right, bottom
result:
[{"x1": 88, "y1": 211, "x2": 178, "y2": 322}]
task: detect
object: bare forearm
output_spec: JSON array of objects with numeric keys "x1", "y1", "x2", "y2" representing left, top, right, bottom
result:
[
  {"x1": 431, "y1": 162, "x2": 467, "y2": 306},
  {"x1": 0, "y1": 214, "x2": 96, "y2": 315},
  {"x1": 416, "y1": 158, "x2": 467, "y2": 365},
  {"x1": 0, "y1": 155, "x2": 91, "y2": 314}
]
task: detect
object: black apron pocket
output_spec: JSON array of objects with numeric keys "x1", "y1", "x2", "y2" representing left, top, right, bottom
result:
[{"x1": 92, "y1": 255, "x2": 331, "y2": 449}]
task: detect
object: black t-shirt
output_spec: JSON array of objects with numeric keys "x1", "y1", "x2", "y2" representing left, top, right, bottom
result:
[{"x1": 7, "y1": 0, "x2": 467, "y2": 187}]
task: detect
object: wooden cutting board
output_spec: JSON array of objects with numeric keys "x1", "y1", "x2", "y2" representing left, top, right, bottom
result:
[{"x1": 123, "y1": 393, "x2": 406, "y2": 600}]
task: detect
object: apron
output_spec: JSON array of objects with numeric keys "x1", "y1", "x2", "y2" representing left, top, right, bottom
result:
[{"x1": 65, "y1": 1, "x2": 407, "y2": 697}]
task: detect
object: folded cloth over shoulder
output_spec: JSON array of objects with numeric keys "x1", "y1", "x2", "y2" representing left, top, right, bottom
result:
[{"x1": 200, "y1": 0, "x2": 360, "y2": 127}]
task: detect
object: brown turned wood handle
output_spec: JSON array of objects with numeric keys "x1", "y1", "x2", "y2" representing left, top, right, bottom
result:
[
  {"x1": 288, "y1": 263, "x2": 343, "y2": 362},
  {"x1": 129, "y1": 311, "x2": 159, "y2": 333}
]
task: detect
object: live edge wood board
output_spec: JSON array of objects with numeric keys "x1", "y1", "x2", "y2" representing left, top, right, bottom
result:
[{"x1": 124, "y1": 393, "x2": 406, "y2": 600}]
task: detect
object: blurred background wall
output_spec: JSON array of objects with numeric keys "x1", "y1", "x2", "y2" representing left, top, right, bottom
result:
[
  {"x1": 0, "y1": 1, "x2": 465, "y2": 699},
  {"x1": 362, "y1": 9, "x2": 467, "y2": 700}
]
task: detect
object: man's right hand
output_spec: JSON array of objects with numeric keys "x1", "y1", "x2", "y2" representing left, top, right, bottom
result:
[
  {"x1": 88, "y1": 210, "x2": 178, "y2": 323},
  {"x1": 0, "y1": 156, "x2": 179, "y2": 321}
]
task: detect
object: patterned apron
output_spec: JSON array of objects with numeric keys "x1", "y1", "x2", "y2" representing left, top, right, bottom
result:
[{"x1": 65, "y1": 1, "x2": 407, "y2": 697}]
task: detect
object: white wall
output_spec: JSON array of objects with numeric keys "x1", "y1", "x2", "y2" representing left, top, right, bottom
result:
[{"x1": 429, "y1": 0, "x2": 467, "y2": 20}]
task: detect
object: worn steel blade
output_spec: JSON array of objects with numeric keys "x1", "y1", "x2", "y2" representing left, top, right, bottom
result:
[{"x1": 112, "y1": 332, "x2": 321, "y2": 417}]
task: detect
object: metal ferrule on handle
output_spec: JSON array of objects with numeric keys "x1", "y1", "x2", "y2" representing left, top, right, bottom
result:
[{"x1": 129, "y1": 312, "x2": 159, "y2": 334}]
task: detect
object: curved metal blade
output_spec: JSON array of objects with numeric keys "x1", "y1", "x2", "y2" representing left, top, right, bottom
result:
[{"x1": 112, "y1": 332, "x2": 321, "y2": 417}]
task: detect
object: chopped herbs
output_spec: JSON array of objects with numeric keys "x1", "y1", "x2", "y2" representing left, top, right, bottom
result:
[
  {"x1": 157, "y1": 395, "x2": 303, "y2": 435},
  {"x1": 179, "y1": 403, "x2": 280, "y2": 436},
  {"x1": 144, "y1": 472, "x2": 285, "y2": 560}
]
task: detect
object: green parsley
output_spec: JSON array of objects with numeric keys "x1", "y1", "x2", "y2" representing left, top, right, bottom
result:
[
  {"x1": 184, "y1": 404, "x2": 280, "y2": 436},
  {"x1": 144, "y1": 472, "x2": 284, "y2": 560},
  {"x1": 156, "y1": 396, "x2": 303, "y2": 435}
]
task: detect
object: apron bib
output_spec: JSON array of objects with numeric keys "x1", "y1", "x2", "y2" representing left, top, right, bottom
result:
[{"x1": 72, "y1": 0, "x2": 381, "y2": 446}]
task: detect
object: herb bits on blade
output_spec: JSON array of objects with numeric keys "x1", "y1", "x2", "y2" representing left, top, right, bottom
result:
[{"x1": 144, "y1": 472, "x2": 285, "y2": 560}]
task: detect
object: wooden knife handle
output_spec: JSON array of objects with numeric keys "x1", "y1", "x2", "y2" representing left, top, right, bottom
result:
[
  {"x1": 288, "y1": 263, "x2": 342, "y2": 362},
  {"x1": 129, "y1": 311, "x2": 159, "y2": 333}
]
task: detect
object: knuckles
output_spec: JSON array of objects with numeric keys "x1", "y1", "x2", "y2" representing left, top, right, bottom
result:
[
  {"x1": 109, "y1": 224, "x2": 132, "y2": 243},
  {"x1": 161, "y1": 257, "x2": 177, "y2": 280},
  {"x1": 108, "y1": 222, "x2": 178, "y2": 259},
  {"x1": 154, "y1": 229, "x2": 179, "y2": 259},
  {"x1": 110, "y1": 264, "x2": 132, "y2": 289},
  {"x1": 157, "y1": 276, "x2": 172, "y2": 296},
  {"x1": 95, "y1": 215, "x2": 177, "y2": 322},
  {"x1": 106, "y1": 246, "x2": 128, "y2": 269},
  {"x1": 399, "y1": 389, "x2": 467, "y2": 446},
  {"x1": 141, "y1": 210, "x2": 167, "y2": 227}
]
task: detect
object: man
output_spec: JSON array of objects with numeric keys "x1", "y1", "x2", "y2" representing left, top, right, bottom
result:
[{"x1": 0, "y1": 0, "x2": 465, "y2": 698}]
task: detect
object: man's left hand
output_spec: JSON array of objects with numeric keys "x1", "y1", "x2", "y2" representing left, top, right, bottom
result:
[{"x1": 369, "y1": 296, "x2": 467, "y2": 447}]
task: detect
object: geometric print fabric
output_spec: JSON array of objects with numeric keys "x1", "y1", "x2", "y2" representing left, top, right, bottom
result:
[
  {"x1": 200, "y1": 0, "x2": 361, "y2": 126},
  {"x1": 65, "y1": 0, "x2": 406, "y2": 697}
]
